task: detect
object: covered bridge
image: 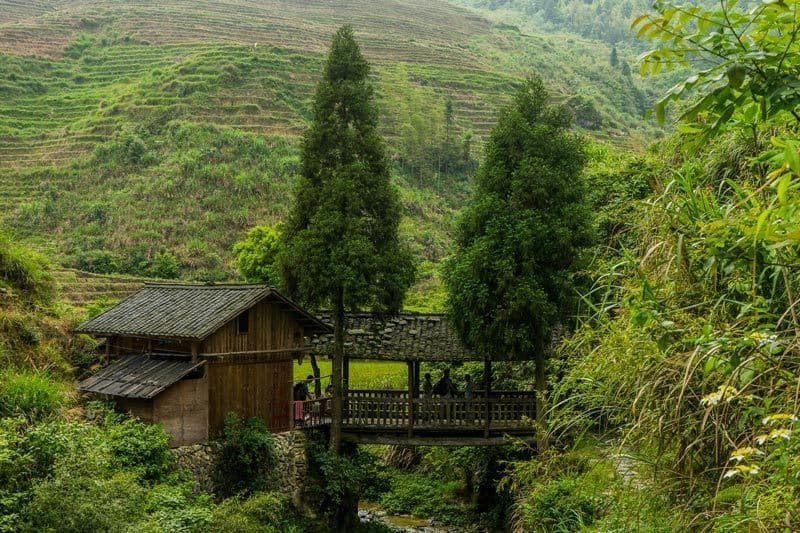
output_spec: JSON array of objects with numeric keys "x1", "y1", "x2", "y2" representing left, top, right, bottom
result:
[
  {"x1": 76, "y1": 283, "x2": 330, "y2": 446},
  {"x1": 304, "y1": 313, "x2": 536, "y2": 446}
]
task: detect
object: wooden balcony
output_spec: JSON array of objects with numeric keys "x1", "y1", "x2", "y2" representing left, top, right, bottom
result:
[{"x1": 300, "y1": 389, "x2": 536, "y2": 446}]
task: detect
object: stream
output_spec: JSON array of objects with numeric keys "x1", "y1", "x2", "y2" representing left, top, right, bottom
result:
[{"x1": 358, "y1": 503, "x2": 464, "y2": 532}]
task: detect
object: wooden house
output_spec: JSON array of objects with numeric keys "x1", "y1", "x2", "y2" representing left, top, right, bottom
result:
[{"x1": 76, "y1": 283, "x2": 330, "y2": 446}]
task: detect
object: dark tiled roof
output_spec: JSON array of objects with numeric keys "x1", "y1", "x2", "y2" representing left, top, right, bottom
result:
[
  {"x1": 308, "y1": 313, "x2": 494, "y2": 361},
  {"x1": 75, "y1": 283, "x2": 330, "y2": 340},
  {"x1": 78, "y1": 356, "x2": 204, "y2": 399}
]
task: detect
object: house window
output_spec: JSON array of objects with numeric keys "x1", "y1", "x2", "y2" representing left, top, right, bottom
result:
[{"x1": 237, "y1": 311, "x2": 249, "y2": 335}]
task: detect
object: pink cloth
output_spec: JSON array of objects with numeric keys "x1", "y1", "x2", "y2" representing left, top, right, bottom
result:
[{"x1": 294, "y1": 401, "x2": 305, "y2": 421}]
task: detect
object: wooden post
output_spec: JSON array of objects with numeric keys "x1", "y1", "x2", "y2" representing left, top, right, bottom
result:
[
  {"x1": 413, "y1": 361, "x2": 420, "y2": 398},
  {"x1": 484, "y1": 359, "x2": 492, "y2": 437},
  {"x1": 104, "y1": 338, "x2": 110, "y2": 364},
  {"x1": 191, "y1": 341, "x2": 199, "y2": 363},
  {"x1": 343, "y1": 356, "x2": 350, "y2": 423},
  {"x1": 407, "y1": 360, "x2": 414, "y2": 436}
]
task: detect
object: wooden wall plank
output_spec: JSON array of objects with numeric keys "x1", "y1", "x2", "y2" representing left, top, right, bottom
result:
[
  {"x1": 207, "y1": 360, "x2": 293, "y2": 435},
  {"x1": 153, "y1": 374, "x2": 209, "y2": 446}
]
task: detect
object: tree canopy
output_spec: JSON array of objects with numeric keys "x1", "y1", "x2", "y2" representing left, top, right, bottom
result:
[
  {"x1": 279, "y1": 25, "x2": 415, "y2": 314},
  {"x1": 444, "y1": 76, "x2": 592, "y2": 450},
  {"x1": 233, "y1": 224, "x2": 282, "y2": 285},
  {"x1": 444, "y1": 76, "x2": 592, "y2": 361}
]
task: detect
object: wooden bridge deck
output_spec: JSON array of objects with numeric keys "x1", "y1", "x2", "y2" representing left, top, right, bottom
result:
[{"x1": 298, "y1": 389, "x2": 536, "y2": 446}]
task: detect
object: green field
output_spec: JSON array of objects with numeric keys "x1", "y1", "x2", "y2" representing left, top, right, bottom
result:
[{"x1": 295, "y1": 360, "x2": 407, "y2": 390}]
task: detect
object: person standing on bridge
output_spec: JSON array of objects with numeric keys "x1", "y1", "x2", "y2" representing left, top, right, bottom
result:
[
  {"x1": 464, "y1": 373, "x2": 474, "y2": 422},
  {"x1": 434, "y1": 369, "x2": 456, "y2": 421},
  {"x1": 423, "y1": 373, "x2": 433, "y2": 398},
  {"x1": 433, "y1": 368, "x2": 454, "y2": 398},
  {"x1": 293, "y1": 375, "x2": 313, "y2": 425},
  {"x1": 422, "y1": 373, "x2": 433, "y2": 421}
]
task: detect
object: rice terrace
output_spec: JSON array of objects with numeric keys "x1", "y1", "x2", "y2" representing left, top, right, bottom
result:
[{"x1": 1, "y1": 0, "x2": 799, "y2": 531}]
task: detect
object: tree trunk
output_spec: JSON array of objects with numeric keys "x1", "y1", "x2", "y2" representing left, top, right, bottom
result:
[
  {"x1": 334, "y1": 442, "x2": 360, "y2": 529},
  {"x1": 331, "y1": 286, "x2": 345, "y2": 453},
  {"x1": 534, "y1": 337, "x2": 549, "y2": 452}
]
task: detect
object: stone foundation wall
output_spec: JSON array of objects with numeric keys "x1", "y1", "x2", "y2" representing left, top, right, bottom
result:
[{"x1": 172, "y1": 430, "x2": 309, "y2": 504}]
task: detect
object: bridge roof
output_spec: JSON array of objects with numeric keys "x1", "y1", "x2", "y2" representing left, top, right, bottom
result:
[{"x1": 308, "y1": 312, "x2": 504, "y2": 361}]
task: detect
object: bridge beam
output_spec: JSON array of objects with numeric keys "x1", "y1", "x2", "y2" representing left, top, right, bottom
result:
[{"x1": 342, "y1": 431, "x2": 534, "y2": 447}]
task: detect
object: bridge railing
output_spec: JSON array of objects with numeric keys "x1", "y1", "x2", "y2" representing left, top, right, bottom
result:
[
  {"x1": 298, "y1": 390, "x2": 536, "y2": 431},
  {"x1": 298, "y1": 397, "x2": 331, "y2": 427},
  {"x1": 344, "y1": 390, "x2": 536, "y2": 430}
]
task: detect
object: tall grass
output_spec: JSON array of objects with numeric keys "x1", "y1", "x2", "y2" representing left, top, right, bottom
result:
[
  {"x1": 0, "y1": 234, "x2": 55, "y2": 305},
  {"x1": 532, "y1": 126, "x2": 800, "y2": 529}
]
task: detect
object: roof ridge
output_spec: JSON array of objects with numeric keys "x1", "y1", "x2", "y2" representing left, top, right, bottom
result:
[
  {"x1": 316, "y1": 311, "x2": 448, "y2": 317},
  {"x1": 143, "y1": 282, "x2": 274, "y2": 289}
]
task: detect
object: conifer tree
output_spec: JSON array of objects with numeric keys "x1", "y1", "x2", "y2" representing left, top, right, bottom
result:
[
  {"x1": 279, "y1": 26, "x2": 415, "y2": 452},
  {"x1": 610, "y1": 45, "x2": 619, "y2": 67},
  {"x1": 443, "y1": 77, "x2": 592, "y2": 451}
]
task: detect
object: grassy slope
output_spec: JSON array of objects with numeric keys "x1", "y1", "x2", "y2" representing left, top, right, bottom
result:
[{"x1": 0, "y1": 0, "x2": 657, "y2": 304}]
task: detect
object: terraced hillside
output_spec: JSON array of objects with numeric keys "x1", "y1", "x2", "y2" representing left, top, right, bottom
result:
[
  {"x1": 54, "y1": 268, "x2": 147, "y2": 308},
  {"x1": 0, "y1": 0, "x2": 657, "y2": 294},
  {"x1": 0, "y1": 43, "x2": 519, "y2": 168}
]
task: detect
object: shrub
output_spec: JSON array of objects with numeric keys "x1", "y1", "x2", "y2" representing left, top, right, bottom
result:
[
  {"x1": 24, "y1": 471, "x2": 147, "y2": 532},
  {"x1": 233, "y1": 224, "x2": 283, "y2": 284},
  {"x1": 84, "y1": 297, "x2": 119, "y2": 319},
  {"x1": 146, "y1": 250, "x2": 181, "y2": 279},
  {"x1": 0, "y1": 371, "x2": 69, "y2": 422},
  {"x1": 214, "y1": 412, "x2": 278, "y2": 497},
  {"x1": 67, "y1": 334, "x2": 102, "y2": 378},
  {"x1": 520, "y1": 476, "x2": 606, "y2": 532},
  {"x1": 67, "y1": 249, "x2": 123, "y2": 274},
  {"x1": 379, "y1": 472, "x2": 465, "y2": 524},
  {"x1": 0, "y1": 310, "x2": 42, "y2": 348},
  {"x1": 136, "y1": 482, "x2": 214, "y2": 531},
  {"x1": 208, "y1": 491, "x2": 307, "y2": 533},
  {"x1": 92, "y1": 129, "x2": 156, "y2": 168},
  {"x1": 104, "y1": 413, "x2": 175, "y2": 483}
]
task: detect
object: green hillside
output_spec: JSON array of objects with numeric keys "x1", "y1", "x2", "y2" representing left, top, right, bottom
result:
[{"x1": 0, "y1": 0, "x2": 659, "y2": 290}]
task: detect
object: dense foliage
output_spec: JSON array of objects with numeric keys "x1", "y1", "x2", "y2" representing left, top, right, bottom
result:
[
  {"x1": 499, "y1": 1, "x2": 800, "y2": 529},
  {"x1": 3, "y1": 0, "x2": 800, "y2": 530},
  {"x1": 214, "y1": 413, "x2": 279, "y2": 497},
  {"x1": 233, "y1": 224, "x2": 283, "y2": 285},
  {"x1": 637, "y1": 0, "x2": 800, "y2": 141}
]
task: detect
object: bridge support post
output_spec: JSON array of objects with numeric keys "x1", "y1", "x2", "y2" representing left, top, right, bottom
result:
[
  {"x1": 343, "y1": 357, "x2": 349, "y2": 423},
  {"x1": 407, "y1": 360, "x2": 415, "y2": 436},
  {"x1": 484, "y1": 359, "x2": 492, "y2": 438}
]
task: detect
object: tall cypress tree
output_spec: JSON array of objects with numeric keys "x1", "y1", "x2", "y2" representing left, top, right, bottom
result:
[
  {"x1": 443, "y1": 76, "x2": 592, "y2": 451},
  {"x1": 280, "y1": 26, "x2": 415, "y2": 452}
]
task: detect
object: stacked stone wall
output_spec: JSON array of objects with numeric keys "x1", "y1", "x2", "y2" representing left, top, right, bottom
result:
[{"x1": 172, "y1": 430, "x2": 309, "y2": 505}]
